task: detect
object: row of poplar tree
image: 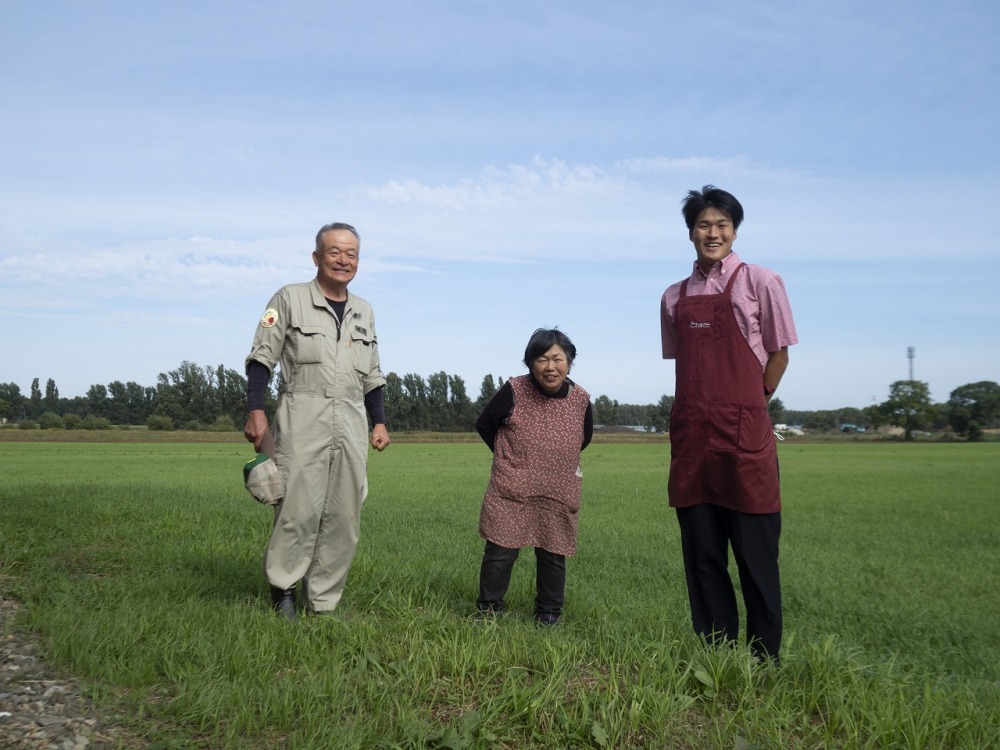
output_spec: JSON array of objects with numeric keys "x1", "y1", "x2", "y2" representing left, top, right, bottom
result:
[
  {"x1": 4, "y1": 360, "x2": 997, "y2": 440},
  {"x1": 0, "y1": 361, "x2": 677, "y2": 433}
]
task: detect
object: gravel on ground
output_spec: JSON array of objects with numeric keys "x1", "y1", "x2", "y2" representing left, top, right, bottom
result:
[{"x1": 1, "y1": 595, "x2": 143, "y2": 750}]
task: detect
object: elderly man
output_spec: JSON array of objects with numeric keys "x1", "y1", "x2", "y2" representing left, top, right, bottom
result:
[
  {"x1": 244, "y1": 222, "x2": 390, "y2": 619},
  {"x1": 660, "y1": 186, "x2": 797, "y2": 662}
]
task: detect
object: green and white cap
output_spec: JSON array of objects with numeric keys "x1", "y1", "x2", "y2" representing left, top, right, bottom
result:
[{"x1": 243, "y1": 453, "x2": 284, "y2": 506}]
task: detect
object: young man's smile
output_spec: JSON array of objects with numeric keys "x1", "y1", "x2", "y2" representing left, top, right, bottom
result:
[{"x1": 690, "y1": 206, "x2": 737, "y2": 273}]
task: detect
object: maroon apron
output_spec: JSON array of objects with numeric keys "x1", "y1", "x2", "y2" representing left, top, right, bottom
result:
[{"x1": 668, "y1": 264, "x2": 780, "y2": 513}]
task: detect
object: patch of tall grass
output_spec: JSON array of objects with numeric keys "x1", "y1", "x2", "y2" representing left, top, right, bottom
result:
[{"x1": 1, "y1": 441, "x2": 998, "y2": 748}]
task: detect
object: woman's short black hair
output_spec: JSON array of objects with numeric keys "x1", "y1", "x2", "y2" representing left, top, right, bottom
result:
[
  {"x1": 681, "y1": 185, "x2": 744, "y2": 233},
  {"x1": 523, "y1": 328, "x2": 577, "y2": 368}
]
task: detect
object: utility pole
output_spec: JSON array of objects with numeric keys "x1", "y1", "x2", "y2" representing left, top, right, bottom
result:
[{"x1": 907, "y1": 346, "x2": 915, "y2": 381}]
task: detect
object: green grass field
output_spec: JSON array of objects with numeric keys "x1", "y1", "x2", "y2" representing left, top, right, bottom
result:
[{"x1": 1, "y1": 439, "x2": 998, "y2": 749}]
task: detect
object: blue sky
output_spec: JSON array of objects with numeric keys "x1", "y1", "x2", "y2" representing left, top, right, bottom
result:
[{"x1": 2, "y1": 0, "x2": 998, "y2": 411}]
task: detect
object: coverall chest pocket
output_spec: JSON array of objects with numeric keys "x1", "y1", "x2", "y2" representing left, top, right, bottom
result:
[
  {"x1": 289, "y1": 324, "x2": 326, "y2": 364},
  {"x1": 349, "y1": 327, "x2": 374, "y2": 373}
]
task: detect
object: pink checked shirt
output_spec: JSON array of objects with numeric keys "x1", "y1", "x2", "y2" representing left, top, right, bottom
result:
[{"x1": 661, "y1": 252, "x2": 798, "y2": 370}]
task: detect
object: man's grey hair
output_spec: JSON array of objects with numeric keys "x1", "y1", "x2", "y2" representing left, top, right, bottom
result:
[{"x1": 315, "y1": 222, "x2": 360, "y2": 252}]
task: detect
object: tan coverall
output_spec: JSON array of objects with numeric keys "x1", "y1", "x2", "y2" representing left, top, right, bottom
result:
[{"x1": 246, "y1": 279, "x2": 386, "y2": 613}]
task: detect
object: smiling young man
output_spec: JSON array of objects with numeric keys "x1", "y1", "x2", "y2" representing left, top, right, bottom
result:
[
  {"x1": 244, "y1": 222, "x2": 390, "y2": 620},
  {"x1": 660, "y1": 186, "x2": 798, "y2": 663}
]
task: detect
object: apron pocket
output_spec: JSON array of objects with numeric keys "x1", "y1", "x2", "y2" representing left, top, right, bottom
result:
[
  {"x1": 707, "y1": 402, "x2": 741, "y2": 452},
  {"x1": 707, "y1": 402, "x2": 772, "y2": 453},
  {"x1": 737, "y1": 404, "x2": 773, "y2": 453}
]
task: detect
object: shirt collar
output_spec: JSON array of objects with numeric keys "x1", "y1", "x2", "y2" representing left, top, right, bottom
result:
[
  {"x1": 692, "y1": 251, "x2": 742, "y2": 280},
  {"x1": 310, "y1": 278, "x2": 352, "y2": 310}
]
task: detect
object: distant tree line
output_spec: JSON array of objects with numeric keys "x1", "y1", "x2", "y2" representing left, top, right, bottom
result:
[
  {"x1": 390, "y1": 375, "x2": 681, "y2": 433},
  {"x1": 0, "y1": 362, "x2": 260, "y2": 432},
  {"x1": 782, "y1": 380, "x2": 1000, "y2": 441},
  {"x1": 1, "y1": 365, "x2": 997, "y2": 441}
]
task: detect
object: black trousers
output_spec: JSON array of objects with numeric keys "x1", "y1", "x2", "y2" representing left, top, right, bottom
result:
[
  {"x1": 477, "y1": 541, "x2": 566, "y2": 617},
  {"x1": 676, "y1": 504, "x2": 782, "y2": 660}
]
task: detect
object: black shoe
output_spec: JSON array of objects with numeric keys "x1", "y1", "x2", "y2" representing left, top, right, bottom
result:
[
  {"x1": 270, "y1": 586, "x2": 297, "y2": 621},
  {"x1": 533, "y1": 612, "x2": 560, "y2": 626},
  {"x1": 475, "y1": 602, "x2": 505, "y2": 621}
]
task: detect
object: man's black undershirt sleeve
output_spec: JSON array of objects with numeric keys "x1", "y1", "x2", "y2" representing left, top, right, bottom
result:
[
  {"x1": 246, "y1": 360, "x2": 270, "y2": 412},
  {"x1": 365, "y1": 386, "x2": 386, "y2": 426}
]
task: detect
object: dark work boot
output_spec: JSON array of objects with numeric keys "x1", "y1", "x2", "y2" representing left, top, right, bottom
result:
[
  {"x1": 533, "y1": 611, "x2": 561, "y2": 627},
  {"x1": 270, "y1": 585, "x2": 297, "y2": 621}
]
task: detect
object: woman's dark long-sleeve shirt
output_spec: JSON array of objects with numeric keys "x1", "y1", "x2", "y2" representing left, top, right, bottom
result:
[{"x1": 475, "y1": 376, "x2": 594, "y2": 452}]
